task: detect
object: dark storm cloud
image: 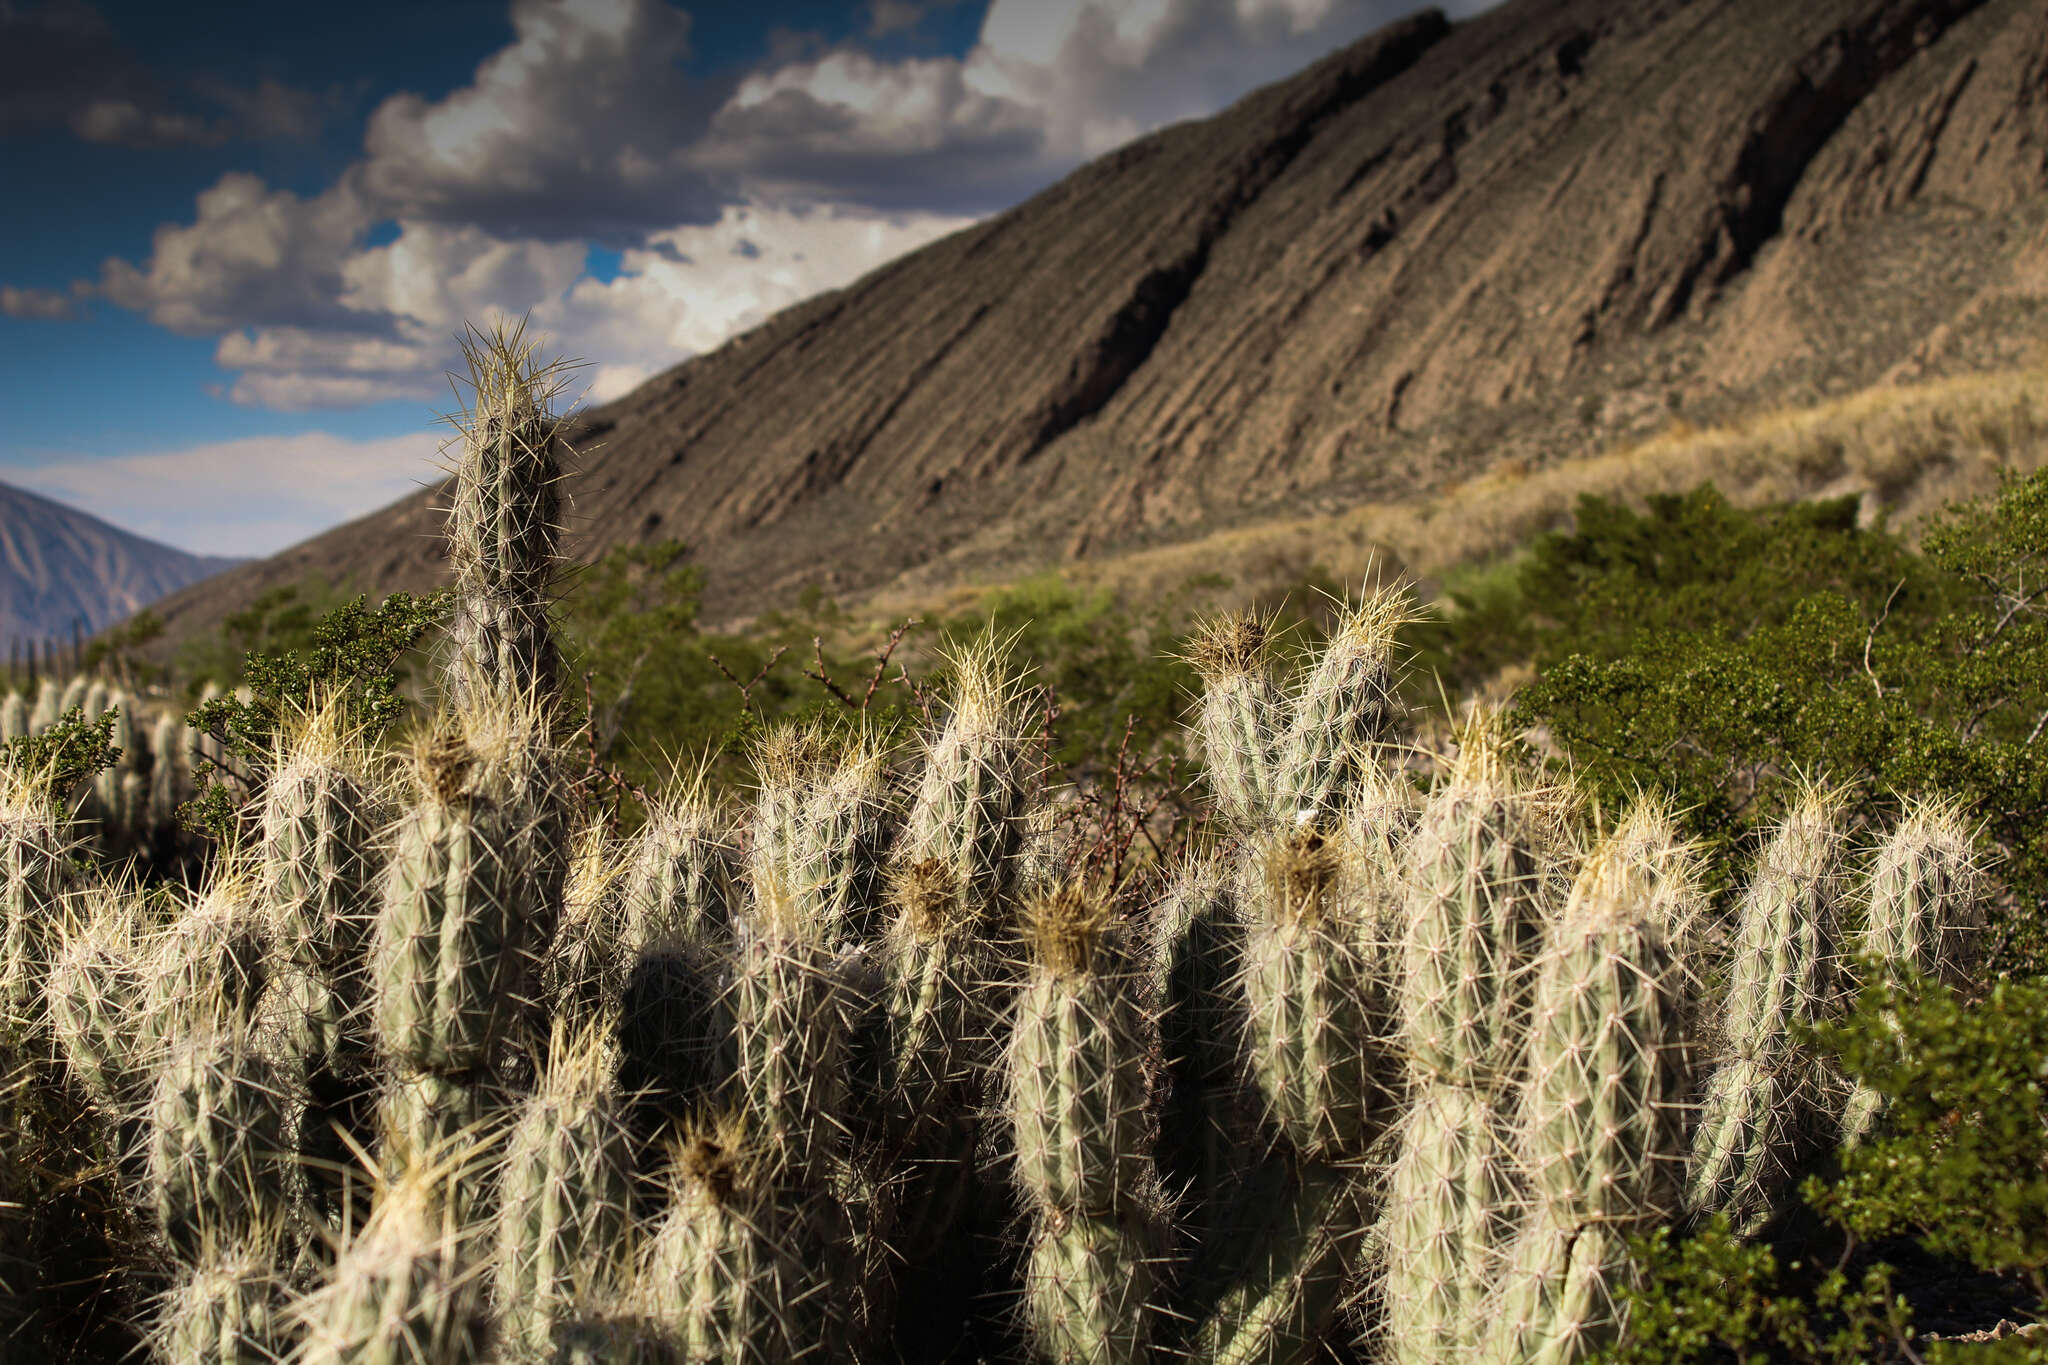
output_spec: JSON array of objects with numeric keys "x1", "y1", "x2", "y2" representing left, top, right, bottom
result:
[{"x1": 0, "y1": 0, "x2": 332, "y2": 146}]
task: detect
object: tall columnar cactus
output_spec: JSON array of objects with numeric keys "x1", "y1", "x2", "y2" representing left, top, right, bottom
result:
[
  {"x1": 1483, "y1": 845, "x2": 1692, "y2": 1364},
  {"x1": 730, "y1": 881, "x2": 849, "y2": 1181},
  {"x1": 444, "y1": 319, "x2": 570, "y2": 711},
  {"x1": 1186, "y1": 612, "x2": 1284, "y2": 830},
  {"x1": 1687, "y1": 784, "x2": 1848, "y2": 1231},
  {"x1": 881, "y1": 641, "x2": 1036, "y2": 1142},
  {"x1": 1386, "y1": 720, "x2": 1549, "y2": 1365},
  {"x1": 47, "y1": 891, "x2": 152, "y2": 1106},
  {"x1": 1240, "y1": 826, "x2": 1393, "y2": 1163},
  {"x1": 750, "y1": 730, "x2": 894, "y2": 947},
  {"x1": 1838, "y1": 795, "x2": 1984, "y2": 1146},
  {"x1": 0, "y1": 692, "x2": 25, "y2": 743},
  {"x1": 153, "y1": 1233, "x2": 288, "y2": 1365},
  {"x1": 491, "y1": 1032, "x2": 635, "y2": 1358},
  {"x1": 1007, "y1": 882, "x2": 1160, "y2": 1365}
]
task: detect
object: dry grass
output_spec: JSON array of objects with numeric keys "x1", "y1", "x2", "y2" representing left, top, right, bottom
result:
[{"x1": 859, "y1": 365, "x2": 2048, "y2": 636}]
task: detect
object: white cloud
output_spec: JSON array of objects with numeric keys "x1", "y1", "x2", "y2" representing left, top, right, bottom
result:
[
  {"x1": 10, "y1": 430, "x2": 447, "y2": 557},
  {"x1": 356, "y1": 0, "x2": 722, "y2": 242}
]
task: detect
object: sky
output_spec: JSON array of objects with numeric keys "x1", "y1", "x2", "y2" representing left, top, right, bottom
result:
[{"x1": 0, "y1": 0, "x2": 1478, "y2": 558}]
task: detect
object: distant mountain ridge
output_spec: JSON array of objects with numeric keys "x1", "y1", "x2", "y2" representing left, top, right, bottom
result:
[
  {"x1": 145, "y1": 0, "x2": 2048, "y2": 644},
  {"x1": 0, "y1": 480, "x2": 239, "y2": 648}
]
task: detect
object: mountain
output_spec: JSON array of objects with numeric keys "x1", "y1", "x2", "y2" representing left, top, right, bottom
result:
[
  {"x1": 0, "y1": 480, "x2": 240, "y2": 649},
  {"x1": 146, "y1": 0, "x2": 2048, "y2": 644}
]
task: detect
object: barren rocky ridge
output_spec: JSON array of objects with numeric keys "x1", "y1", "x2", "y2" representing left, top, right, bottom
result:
[
  {"x1": 0, "y1": 479, "x2": 238, "y2": 650},
  {"x1": 145, "y1": 0, "x2": 2048, "y2": 639}
]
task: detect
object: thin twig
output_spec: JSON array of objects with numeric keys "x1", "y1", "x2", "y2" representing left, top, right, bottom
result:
[
  {"x1": 862, "y1": 619, "x2": 918, "y2": 710},
  {"x1": 1863, "y1": 579, "x2": 1904, "y2": 700},
  {"x1": 805, "y1": 636, "x2": 859, "y2": 710}
]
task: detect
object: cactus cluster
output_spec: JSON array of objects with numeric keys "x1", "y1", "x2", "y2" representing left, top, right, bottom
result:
[
  {"x1": 0, "y1": 674, "x2": 202, "y2": 851},
  {"x1": 0, "y1": 322, "x2": 1996, "y2": 1365}
]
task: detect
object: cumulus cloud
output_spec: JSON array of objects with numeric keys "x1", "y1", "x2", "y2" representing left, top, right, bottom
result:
[
  {"x1": 0, "y1": 1, "x2": 333, "y2": 146},
  {"x1": 356, "y1": 0, "x2": 727, "y2": 242},
  {"x1": 11, "y1": 430, "x2": 446, "y2": 557},
  {"x1": 0, "y1": 284, "x2": 80, "y2": 320}
]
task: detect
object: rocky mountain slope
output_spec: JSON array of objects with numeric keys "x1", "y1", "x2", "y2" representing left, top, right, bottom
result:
[
  {"x1": 0, "y1": 479, "x2": 239, "y2": 649},
  {"x1": 147, "y1": 0, "x2": 2048, "y2": 642}
]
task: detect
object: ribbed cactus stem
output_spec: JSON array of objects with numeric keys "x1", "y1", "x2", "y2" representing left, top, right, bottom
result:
[
  {"x1": 262, "y1": 706, "x2": 384, "y2": 981},
  {"x1": 1023, "y1": 1214, "x2": 1157, "y2": 1365},
  {"x1": 1186, "y1": 612, "x2": 1284, "y2": 829},
  {"x1": 293, "y1": 1163, "x2": 485, "y2": 1365},
  {"x1": 1687, "y1": 785, "x2": 1847, "y2": 1229},
  {"x1": 145, "y1": 1019, "x2": 297, "y2": 1254},
  {"x1": 48, "y1": 895, "x2": 151, "y2": 1105},
  {"x1": 1277, "y1": 589, "x2": 1409, "y2": 823},
  {"x1": 491, "y1": 1036, "x2": 635, "y2": 1358},
  {"x1": 747, "y1": 728, "x2": 896, "y2": 946},
  {"x1": 1383, "y1": 1087, "x2": 1519, "y2": 1364},
  {"x1": 1482, "y1": 847, "x2": 1691, "y2": 1364},
  {"x1": 623, "y1": 794, "x2": 737, "y2": 945},
  {"x1": 29, "y1": 680, "x2": 58, "y2": 735},
  {"x1": 156, "y1": 1239, "x2": 286, "y2": 1365},
  {"x1": 0, "y1": 772, "x2": 68, "y2": 1017},
  {"x1": 371, "y1": 709, "x2": 554, "y2": 1075},
  {"x1": 1400, "y1": 724, "x2": 1548, "y2": 1092},
  {"x1": 149, "y1": 712, "x2": 184, "y2": 828},
  {"x1": 1387, "y1": 720, "x2": 1547, "y2": 1363},
  {"x1": 1189, "y1": 1156, "x2": 1362, "y2": 1365},
  {"x1": 642, "y1": 1122, "x2": 845, "y2": 1363},
  {"x1": 1241, "y1": 827, "x2": 1391, "y2": 1161},
  {"x1": 904, "y1": 636, "x2": 1034, "y2": 914},
  {"x1": 730, "y1": 895, "x2": 848, "y2": 1177},
  {"x1": 0, "y1": 693, "x2": 25, "y2": 742},
  {"x1": 444, "y1": 319, "x2": 569, "y2": 710},
  {"x1": 1009, "y1": 884, "x2": 1153, "y2": 1217},
  {"x1": 1840, "y1": 795, "x2": 1984, "y2": 1146}
]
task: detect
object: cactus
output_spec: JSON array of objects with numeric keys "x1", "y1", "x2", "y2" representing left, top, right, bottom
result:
[
  {"x1": 47, "y1": 894, "x2": 152, "y2": 1105},
  {"x1": 1240, "y1": 826, "x2": 1393, "y2": 1162},
  {"x1": 620, "y1": 793, "x2": 738, "y2": 946},
  {"x1": 640, "y1": 1121, "x2": 847, "y2": 1364},
  {"x1": 294, "y1": 1160, "x2": 487, "y2": 1365},
  {"x1": 1277, "y1": 589, "x2": 1410, "y2": 825},
  {"x1": 1481, "y1": 845, "x2": 1692, "y2": 1364},
  {"x1": 491, "y1": 1033, "x2": 635, "y2": 1358},
  {"x1": 262, "y1": 702, "x2": 385, "y2": 987},
  {"x1": 1687, "y1": 784, "x2": 1848, "y2": 1230},
  {"x1": 1839, "y1": 796, "x2": 1985, "y2": 1146},
  {"x1": 444, "y1": 319, "x2": 570, "y2": 711},
  {"x1": 1385, "y1": 719, "x2": 1550, "y2": 1364},
  {"x1": 749, "y1": 728, "x2": 895, "y2": 947},
  {"x1": 1186, "y1": 611, "x2": 1285, "y2": 829},
  {"x1": 0, "y1": 765, "x2": 69, "y2": 1017},
  {"x1": 0, "y1": 692, "x2": 26, "y2": 743},
  {"x1": 153, "y1": 1235, "x2": 288, "y2": 1365},
  {"x1": 729, "y1": 892, "x2": 849, "y2": 1179},
  {"x1": 145, "y1": 1017, "x2": 298, "y2": 1254},
  {"x1": 370, "y1": 704, "x2": 556, "y2": 1076}
]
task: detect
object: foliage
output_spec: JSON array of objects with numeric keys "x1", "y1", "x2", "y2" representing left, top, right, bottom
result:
[
  {"x1": 1600, "y1": 976, "x2": 2048, "y2": 1364},
  {"x1": 1417, "y1": 479, "x2": 2048, "y2": 967},
  {"x1": 184, "y1": 589, "x2": 449, "y2": 842},
  {"x1": 1811, "y1": 976, "x2": 2048, "y2": 1303},
  {"x1": 1, "y1": 707, "x2": 120, "y2": 801}
]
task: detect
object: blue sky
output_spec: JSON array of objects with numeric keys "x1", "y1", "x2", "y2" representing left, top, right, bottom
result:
[{"x1": 1, "y1": 0, "x2": 1471, "y2": 556}]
